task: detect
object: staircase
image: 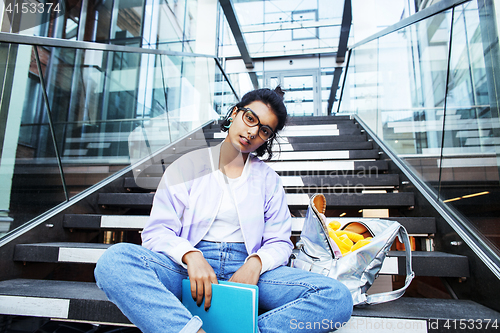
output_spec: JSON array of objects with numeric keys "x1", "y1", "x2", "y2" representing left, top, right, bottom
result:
[{"x1": 1, "y1": 115, "x2": 499, "y2": 332}]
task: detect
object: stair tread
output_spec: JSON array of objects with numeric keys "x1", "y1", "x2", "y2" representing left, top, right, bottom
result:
[
  {"x1": 272, "y1": 160, "x2": 388, "y2": 173},
  {"x1": 64, "y1": 215, "x2": 435, "y2": 234},
  {"x1": 287, "y1": 192, "x2": 414, "y2": 207},
  {"x1": 203, "y1": 123, "x2": 360, "y2": 134},
  {"x1": 134, "y1": 160, "x2": 389, "y2": 176},
  {"x1": 0, "y1": 279, "x2": 130, "y2": 324},
  {"x1": 0, "y1": 278, "x2": 107, "y2": 300},
  {"x1": 275, "y1": 150, "x2": 380, "y2": 161},
  {"x1": 13, "y1": 241, "x2": 460, "y2": 257},
  {"x1": 13, "y1": 242, "x2": 467, "y2": 276},
  {"x1": 352, "y1": 297, "x2": 500, "y2": 321},
  {"x1": 2, "y1": 279, "x2": 497, "y2": 327},
  {"x1": 125, "y1": 173, "x2": 400, "y2": 190},
  {"x1": 284, "y1": 141, "x2": 373, "y2": 150},
  {"x1": 98, "y1": 192, "x2": 414, "y2": 208},
  {"x1": 285, "y1": 134, "x2": 367, "y2": 142},
  {"x1": 16, "y1": 242, "x2": 111, "y2": 249}
]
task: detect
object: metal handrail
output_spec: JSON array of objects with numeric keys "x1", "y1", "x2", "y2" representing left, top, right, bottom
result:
[{"x1": 0, "y1": 32, "x2": 213, "y2": 58}]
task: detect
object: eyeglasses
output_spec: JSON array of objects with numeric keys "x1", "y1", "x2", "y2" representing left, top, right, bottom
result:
[{"x1": 238, "y1": 107, "x2": 276, "y2": 141}]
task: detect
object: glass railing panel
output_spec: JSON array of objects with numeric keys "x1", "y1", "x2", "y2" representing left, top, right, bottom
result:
[
  {"x1": 340, "y1": 0, "x2": 500, "y2": 258},
  {"x1": 439, "y1": 1, "x2": 500, "y2": 253},
  {"x1": 341, "y1": 41, "x2": 379, "y2": 129},
  {"x1": 343, "y1": 10, "x2": 454, "y2": 195},
  {"x1": 0, "y1": 35, "x2": 238, "y2": 241},
  {"x1": 394, "y1": 10, "x2": 453, "y2": 191},
  {"x1": 214, "y1": 65, "x2": 239, "y2": 117},
  {"x1": 0, "y1": 43, "x2": 66, "y2": 236}
]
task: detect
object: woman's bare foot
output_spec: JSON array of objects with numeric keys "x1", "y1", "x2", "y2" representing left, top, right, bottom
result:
[{"x1": 197, "y1": 328, "x2": 206, "y2": 333}]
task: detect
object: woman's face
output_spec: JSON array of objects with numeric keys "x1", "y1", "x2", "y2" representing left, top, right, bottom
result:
[{"x1": 225, "y1": 100, "x2": 279, "y2": 154}]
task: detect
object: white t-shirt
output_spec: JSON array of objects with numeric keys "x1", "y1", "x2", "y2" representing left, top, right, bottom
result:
[
  {"x1": 202, "y1": 170, "x2": 244, "y2": 242},
  {"x1": 202, "y1": 157, "x2": 251, "y2": 242},
  {"x1": 199, "y1": 156, "x2": 274, "y2": 274}
]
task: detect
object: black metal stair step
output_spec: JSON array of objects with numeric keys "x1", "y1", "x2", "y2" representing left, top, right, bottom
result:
[
  {"x1": 352, "y1": 297, "x2": 500, "y2": 332},
  {"x1": 97, "y1": 192, "x2": 413, "y2": 209},
  {"x1": 64, "y1": 214, "x2": 147, "y2": 230},
  {"x1": 185, "y1": 138, "x2": 223, "y2": 146},
  {"x1": 64, "y1": 215, "x2": 435, "y2": 235},
  {"x1": 389, "y1": 251, "x2": 469, "y2": 277},
  {"x1": 207, "y1": 119, "x2": 356, "y2": 130},
  {"x1": 289, "y1": 127, "x2": 362, "y2": 136},
  {"x1": 287, "y1": 115, "x2": 353, "y2": 123},
  {"x1": 202, "y1": 123, "x2": 360, "y2": 135},
  {"x1": 136, "y1": 160, "x2": 389, "y2": 177},
  {"x1": 291, "y1": 216, "x2": 436, "y2": 235},
  {"x1": 206, "y1": 118, "x2": 358, "y2": 127},
  {"x1": 12, "y1": 243, "x2": 466, "y2": 277},
  {"x1": 14, "y1": 242, "x2": 110, "y2": 263},
  {"x1": 0, "y1": 279, "x2": 130, "y2": 325},
  {"x1": 124, "y1": 177, "x2": 162, "y2": 190},
  {"x1": 284, "y1": 133, "x2": 371, "y2": 144},
  {"x1": 98, "y1": 193, "x2": 154, "y2": 208},
  {"x1": 285, "y1": 174, "x2": 400, "y2": 187},
  {"x1": 284, "y1": 141, "x2": 373, "y2": 150},
  {"x1": 2, "y1": 279, "x2": 497, "y2": 331},
  {"x1": 275, "y1": 149, "x2": 380, "y2": 161},
  {"x1": 285, "y1": 134, "x2": 367, "y2": 142},
  {"x1": 124, "y1": 173, "x2": 400, "y2": 191},
  {"x1": 200, "y1": 128, "x2": 363, "y2": 140},
  {"x1": 287, "y1": 192, "x2": 414, "y2": 208},
  {"x1": 272, "y1": 160, "x2": 388, "y2": 174}
]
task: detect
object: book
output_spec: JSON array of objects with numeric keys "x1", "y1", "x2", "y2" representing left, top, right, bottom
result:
[{"x1": 181, "y1": 279, "x2": 259, "y2": 333}]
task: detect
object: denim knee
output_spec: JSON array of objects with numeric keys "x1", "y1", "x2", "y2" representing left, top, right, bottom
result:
[
  {"x1": 323, "y1": 279, "x2": 353, "y2": 325},
  {"x1": 95, "y1": 243, "x2": 138, "y2": 288}
]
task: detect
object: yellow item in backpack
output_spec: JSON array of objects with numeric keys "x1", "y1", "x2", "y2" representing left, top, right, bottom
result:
[
  {"x1": 350, "y1": 238, "x2": 372, "y2": 252},
  {"x1": 335, "y1": 230, "x2": 364, "y2": 243},
  {"x1": 328, "y1": 220, "x2": 341, "y2": 231}
]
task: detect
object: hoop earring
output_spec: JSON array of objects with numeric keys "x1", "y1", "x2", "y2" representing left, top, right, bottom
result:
[{"x1": 224, "y1": 117, "x2": 233, "y2": 129}]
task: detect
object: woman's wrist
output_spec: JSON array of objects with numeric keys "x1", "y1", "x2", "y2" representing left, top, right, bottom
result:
[
  {"x1": 246, "y1": 255, "x2": 263, "y2": 271},
  {"x1": 182, "y1": 250, "x2": 203, "y2": 265}
]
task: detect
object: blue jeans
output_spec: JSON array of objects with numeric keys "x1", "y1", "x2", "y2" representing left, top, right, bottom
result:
[{"x1": 94, "y1": 241, "x2": 352, "y2": 333}]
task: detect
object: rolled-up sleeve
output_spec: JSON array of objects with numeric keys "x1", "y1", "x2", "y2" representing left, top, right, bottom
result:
[{"x1": 141, "y1": 166, "x2": 199, "y2": 268}]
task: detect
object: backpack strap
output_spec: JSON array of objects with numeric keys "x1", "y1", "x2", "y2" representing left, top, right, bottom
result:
[{"x1": 365, "y1": 225, "x2": 415, "y2": 305}]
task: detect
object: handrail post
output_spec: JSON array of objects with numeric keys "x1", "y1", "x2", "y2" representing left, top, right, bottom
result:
[{"x1": 336, "y1": 49, "x2": 352, "y2": 114}]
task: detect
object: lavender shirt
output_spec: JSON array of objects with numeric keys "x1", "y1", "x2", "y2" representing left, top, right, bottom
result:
[{"x1": 141, "y1": 143, "x2": 293, "y2": 272}]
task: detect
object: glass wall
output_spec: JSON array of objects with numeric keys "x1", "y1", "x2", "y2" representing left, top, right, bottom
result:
[
  {"x1": 0, "y1": 38, "x2": 237, "y2": 238},
  {"x1": 340, "y1": 0, "x2": 500, "y2": 255},
  {"x1": 2, "y1": 0, "x2": 218, "y2": 56}
]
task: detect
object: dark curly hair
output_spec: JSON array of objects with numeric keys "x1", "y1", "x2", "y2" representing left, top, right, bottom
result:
[{"x1": 220, "y1": 86, "x2": 287, "y2": 161}]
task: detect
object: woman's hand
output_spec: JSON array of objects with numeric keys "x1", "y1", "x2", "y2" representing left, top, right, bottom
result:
[
  {"x1": 182, "y1": 251, "x2": 218, "y2": 311},
  {"x1": 228, "y1": 256, "x2": 262, "y2": 285}
]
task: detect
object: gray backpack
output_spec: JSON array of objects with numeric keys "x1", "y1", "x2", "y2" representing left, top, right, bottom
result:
[{"x1": 291, "y1": 194, "x2": 415, "y2": 306}]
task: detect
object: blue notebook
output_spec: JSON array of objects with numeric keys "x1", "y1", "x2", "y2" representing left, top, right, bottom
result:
[{"x1": 181, "y1": 279, "x2": 259, "y2": 333}]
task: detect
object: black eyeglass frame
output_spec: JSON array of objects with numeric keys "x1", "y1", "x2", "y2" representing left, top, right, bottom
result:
[{"x1": 237, "y1": 107, "x2": 276, "y2": 141}]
